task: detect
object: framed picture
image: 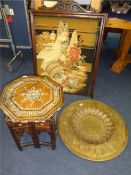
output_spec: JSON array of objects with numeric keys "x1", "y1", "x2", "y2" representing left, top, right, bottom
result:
[{"x1": 30, "y1": 9, "x2": 106, "y2": 97}]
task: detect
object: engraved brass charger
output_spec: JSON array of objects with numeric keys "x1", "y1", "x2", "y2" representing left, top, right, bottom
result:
[{"x1": 58, "y1": 100, "x2": 128, "y2": 161}]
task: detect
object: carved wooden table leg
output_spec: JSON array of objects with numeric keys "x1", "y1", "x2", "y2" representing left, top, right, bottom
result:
[
  {"x1": 111, "y1": 30, "x2": 131, "y2": 73},
  {"x1": 6, "y1": 119, "x2": 23, "y2": 151},
  {"x1": 50, "y1": 122, "x2": 56, "y2": 150},
  {"x1": 30, "y1": 122, "x2": 40, "y2": 148}
]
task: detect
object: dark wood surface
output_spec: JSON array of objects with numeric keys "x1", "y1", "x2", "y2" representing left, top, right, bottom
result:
[{"x1": 5, "y1": 116, "x2": 56, "y2": 151}]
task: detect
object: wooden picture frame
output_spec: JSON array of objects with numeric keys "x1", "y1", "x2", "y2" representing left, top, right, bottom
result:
[{"x1": 30, "y1": 9, "x2": 106, "y2": 97}]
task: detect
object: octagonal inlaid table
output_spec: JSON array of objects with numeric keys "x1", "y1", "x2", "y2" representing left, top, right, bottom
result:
[{"x1": 0, "y1": 75, "x2": 63, "y2": 150}]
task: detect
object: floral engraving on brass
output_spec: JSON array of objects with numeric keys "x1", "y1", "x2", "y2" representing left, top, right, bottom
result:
[{"x1": 58, "y1": 100, "x2": 128, "y2": 161}]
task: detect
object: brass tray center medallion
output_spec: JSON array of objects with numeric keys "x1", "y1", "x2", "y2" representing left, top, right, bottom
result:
[{"x1": 72, "y1": 108, "x2": 114, "y2": 144}]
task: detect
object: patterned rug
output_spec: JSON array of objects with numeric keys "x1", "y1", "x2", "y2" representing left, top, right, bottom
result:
[{"x1": 58, "y1": 100, "x2": 128, "y2": 161}]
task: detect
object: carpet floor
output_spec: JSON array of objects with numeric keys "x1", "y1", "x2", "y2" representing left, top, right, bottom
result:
[{"x1": 0, "y1": 33, "x2": 131, "y2": 175}]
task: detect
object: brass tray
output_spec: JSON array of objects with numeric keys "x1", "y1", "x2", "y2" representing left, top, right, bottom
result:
[{"x1": 58, "y1": 100, "x2": 128, "y2": 161}]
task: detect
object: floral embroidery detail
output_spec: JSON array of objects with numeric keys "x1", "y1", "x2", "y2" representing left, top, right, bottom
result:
[{"x1": 69, "y1": 47, "x2": 81, "y2": 62}]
